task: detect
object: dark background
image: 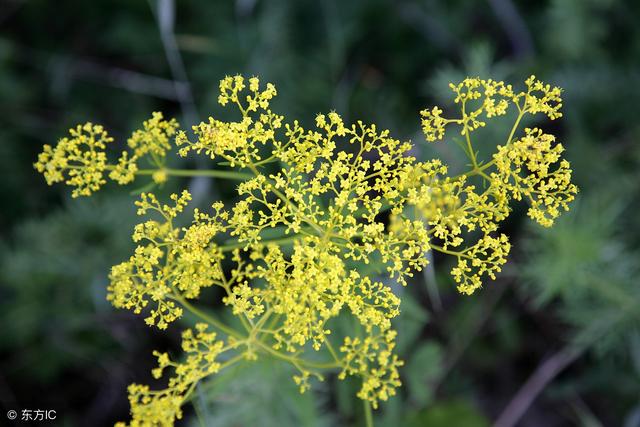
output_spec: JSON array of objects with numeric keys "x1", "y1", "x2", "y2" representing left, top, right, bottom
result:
[{"x1": 1, "y1": 1, "x2": 639, "y2": 426}]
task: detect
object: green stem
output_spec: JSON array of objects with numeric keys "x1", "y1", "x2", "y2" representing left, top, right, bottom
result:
[
  {"x1": 183, "y1": 353, "x2": 246, "y2": 404},
  {"x1": 324, "y1": 337, "x2": 340, "y2": 363},
  {"x1": 430, "y1": 244, "x2": 468, "y2": 258},
  {"x1": 506, "y1": 106, "x2": 527, "y2": 146},
  {"x1": 364, "y1": 400, "x2": 374, "y2": 427},
  {"x1": 137, "y1": 167, "x2": 252, "y2": 180},
  {"x1": 462, "y1": 100, "x2": 478, "y2": 169},
  {"x1": 100, "y1": 164, "x2": 253, "y2": 180},
  {"x1": 455, "y1": 106, "x2": 527, "y2": 181},
  {"x1": 172, "y1": 292, "x2": 244, "y2": 339},
  {"x1": 244, "y1": 162, "x2": 325, "y2": 235},
  {"x1": 218, "y1": 232, "x2": 307, "y2": 252},
  {"x1": 254, "y1": 340, "x2": 341, "y2": 370}
]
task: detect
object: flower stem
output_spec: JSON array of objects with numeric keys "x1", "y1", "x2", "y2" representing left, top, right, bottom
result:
[
  {"x1": 253, "y1": 340, "x2": 341, "y2": 370},
  {"x1": 172, "y1": 292, "x2": 244, "y2": 339},
  {"x1": 218, "y1": 233, "x2": 306, "y2": 252},
  {"x1": 364, "y1": 400, "x2": 374, "y2": 427},
  {"x1": 137, "y1": 168, "x2": 253, "y2": 180}
]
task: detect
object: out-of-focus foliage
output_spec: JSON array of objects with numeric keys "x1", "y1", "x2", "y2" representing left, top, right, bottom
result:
[
  {"x1": 1, "y1": 0, "x2": 640, "y2": 426},
  {"x1": 0, "y1": 196, "x2": 144, "y2": 425},
  {"x1": 521, "y1": 178, "x2": 640, "y2": 421},
  {"x1": 1, "y1": 197, "x2": 135, "y2": 376},
  {"x1": 187, "y1": 358, "x2": 335, "y2": 427}
]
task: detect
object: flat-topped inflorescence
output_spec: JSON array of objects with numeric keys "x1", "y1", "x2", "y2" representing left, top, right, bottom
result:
[{"x1": 35, "y1": 74, "x2": 577, "y2": 426}]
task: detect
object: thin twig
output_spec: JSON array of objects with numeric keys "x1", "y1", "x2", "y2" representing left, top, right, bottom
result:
[
  {"x1": 494, "y1": 301, "x2": 632, "y2": 427},
  {"x1": 149, "y1": 0, "x2": 216, "y2": 204},
  {"x1": 493, "y1": 345, "x2": 583, "y2": 427},
  {"x1": 150, "y1": 0, "x2": 199, "y2": 126},
  {"x1": 8, "y1": 39, "x2": 191, "y2": 101},
  {"x1": 568, "y1": 394, "x2": 604, "y2": 427},
  {"x1": 73, "y1": 60, "x2": 189, "y2": 101}
]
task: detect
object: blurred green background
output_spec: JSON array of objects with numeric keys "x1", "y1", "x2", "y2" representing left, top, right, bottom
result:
[{"x1": 1, "y1": 0, "x2": 639, "y2": 426}]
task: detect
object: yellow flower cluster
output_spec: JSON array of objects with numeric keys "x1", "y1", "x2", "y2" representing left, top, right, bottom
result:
[
  {"x1": 175, "y1": 76, "x2": 280, "y2": 168},
  {"x1": 115, "y1": 324, "x2": 228, "y2": 427},
  {"x1": 415, "y1": 75, "x2": 576, "y2": 294},
  {"x1": 230, "y1": 241, "x2": 401, "y2": 354},
  {"x1": 34, "y1": 113, "x2": 180, "y2": 196},
  {"x1": 34, "y1": 123, "x2": 113, "y2": 197},
  {"x1": 110, "y1": 112, "x2": 179, "y2": 185},
  {"x1": 107, "y1": 191, "x2": 229, "y2": 329},
  {"x1": 339, "y1": 329, "x2": 403, "y2": 409},
  {"x1": 450, "y1": 234, "x2": 511, "y2": 295},
  {"x1": 492, "y1": 128, "x2": 576, "y2": 227},
  {"x1": 35, "y1": 74, "x2": 577, "y2": 424},
  {"x1": 421, "y1": 75, "x2": 561, "y2": 142}
]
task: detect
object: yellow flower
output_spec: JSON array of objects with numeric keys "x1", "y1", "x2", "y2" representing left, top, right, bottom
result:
[
  {"x1": 117, "y1": 324, "x2": 226, "y2": 427},
  {"x1": 339, "y1": 329, "x2": 404, "y2": 409},
  {"x1": 492, "y1": 128, "x2": 578, "y2": 227},
  {"x1": 34, "y1": 123, "x2": 112, "y2": 197},
  {"x1": 107, "y1": 191, "x2": 229, "y2": 329},
  {"x1": 111, "y1": 112, "x2": 180, "y2": 182},
  {"x1": 151, "y1": 169, "x2": 167, "y2": 184},
  {"x1": 34, "y1": 113, "x2": 179, "y2": 193},
  {"x1": 127, "y1": 112, "x2": 179, "y2": 159},
  {"x1": 37, "y1": 74, "x2": 578, "y2": 421},
  {"x1": 451, "y1": 234, "x2": 511, "y2": 295}
]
